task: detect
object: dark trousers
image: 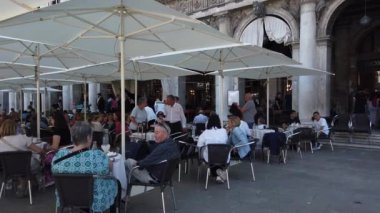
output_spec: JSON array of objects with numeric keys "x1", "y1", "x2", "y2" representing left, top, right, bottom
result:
[
  {"x1": 166, "y1": 121, "x2": 182, "y2": 135},
  {"x1": 311, "y1": 132, "x2": 328, "y2": 147}
]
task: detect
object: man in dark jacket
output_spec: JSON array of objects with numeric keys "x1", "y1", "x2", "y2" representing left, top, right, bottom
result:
[
  {"x1": 126, "y1": 122, "x2": 179, "y2": 183},
  {"x1": 97, "y1": 93, "x2": 105, "y2": 113}
]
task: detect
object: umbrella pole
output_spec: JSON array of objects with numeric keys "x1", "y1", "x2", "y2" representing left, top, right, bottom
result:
[
  {"x1": 44, "y1": 81, "x2": 48, "y2": 117},
  {"x1": 134, "y1": 77, "x2": 137, "y2": 106},
  {"x1": 34, "y1": 45, "x2": 41, "y2": 139},
  {"x1": 19, "y1": 89, "x2": 23, "y2": 122},
  {"x1": 83, "y1": 81, "x2": 87, "y2": 121},
  {"x1": 266, "y1": 77, "x2": 269, "y2": 127},
  {"x1": 119, "y1": 14, "x2": 126, "y2": 159}
]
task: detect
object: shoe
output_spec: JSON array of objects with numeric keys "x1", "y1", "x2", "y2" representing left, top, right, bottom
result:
[
  {"x1": 215, "y1": 176, "x2": 224, "y2": 184},
  {"x1": 216, "y1": 169, "x2": 227, "y2": 181},
  {"x1": 317, "y1": 144, "x2": 323, "y2": 149}
]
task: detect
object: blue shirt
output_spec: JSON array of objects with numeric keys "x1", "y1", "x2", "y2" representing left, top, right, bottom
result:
[
  {"x1": 228, "y1": 127, "x2": 251, "y2": 159},
  {"x1": 193, "y1": 114, "x2": 208, "y2": 124}
]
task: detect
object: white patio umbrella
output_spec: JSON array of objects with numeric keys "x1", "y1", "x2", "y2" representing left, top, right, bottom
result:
[
  {"x1": 211, "y1": 64, "x2": 334, "y2": 126},
  {"x1": 136, "y1": 43, "x2": 299, "y2": 120},
  {"x1": 0, "y1": 0, "x2": 240, "y2": 158},
  {"x1": 0, "y1": 0, "x2": 50, "y2": 21},
  {"x1": 0, "y1": 36, "x2": 117, "y2": 138}
]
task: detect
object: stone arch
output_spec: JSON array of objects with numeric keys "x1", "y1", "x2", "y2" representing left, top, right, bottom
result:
[
  {"x1": 352, "y1": 21, "x2": 380, "y2": 53},
  {"x1": 234, "y1": 6, "x2": 299, "y2": 43},
  {"x1": 318, "y1": 0, "x2": 347, "y2": 37}
]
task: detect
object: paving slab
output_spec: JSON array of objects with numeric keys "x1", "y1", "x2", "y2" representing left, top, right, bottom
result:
[{"x1": 1, "y1": 147, "x2": 379, "y2": 213}]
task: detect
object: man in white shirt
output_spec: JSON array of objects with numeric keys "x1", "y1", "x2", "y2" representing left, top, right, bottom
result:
[
  {"x1": 129, "y1": 97, "x2": 148, "y2": 132},
  {"x1": 164, "y1": 95, "x2": 187, "y2": 134},
  {"x1": 311, "y1": 111, "x2": 329, "y2": 150}
]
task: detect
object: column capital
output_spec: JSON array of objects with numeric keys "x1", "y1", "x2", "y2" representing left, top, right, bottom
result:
[{"x1": 213, "y1": 11, "x2": 230, "y2": 19}]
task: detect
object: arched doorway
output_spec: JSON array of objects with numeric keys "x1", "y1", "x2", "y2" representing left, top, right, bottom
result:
[
  {"x1": 329, "y1": 0, "x2": 380, "y2": 121},
  {"x1": 239, "y1": 15, "x2": 293, "y2": 124}
]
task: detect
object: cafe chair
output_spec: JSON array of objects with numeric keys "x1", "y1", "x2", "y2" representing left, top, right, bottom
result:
[
  {"x1": 262, "y1": 132, "x2": 287, "y2": 164},
  {"x1": 54, "y1": 173, "x2": 121, "y2": 213},
  {"x1": 198, "y1": 144, "x2": 232, "y2": 190},
  {"x1": 0, "y1": 151, "x2": 33, "y2": 205},
  {"x1": 231, "y1": 138, "x2": 257, "y2": 181},
  {"x1": 314, "y1": 128, "x2": 334, "y2": 152},
  {"x1": 177, "y1": 140, "x2": 197, "y2": 182},
  {"x1": 194, "y1": 123, "x2": 206, "y2": 136},
  {"x1": 284, "y1": 131, "x2": 302, "y2": 161},
  {"x1": 126, "y1": 158, "x2": 180, "y2": 213},
  {"x1": 293, "y1": 127, "x2": 314, "y2": 153}
]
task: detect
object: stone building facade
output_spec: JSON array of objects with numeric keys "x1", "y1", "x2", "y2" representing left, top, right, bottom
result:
[{"x1": 157, "y1": 0, "x2": 380, "y2": 121}]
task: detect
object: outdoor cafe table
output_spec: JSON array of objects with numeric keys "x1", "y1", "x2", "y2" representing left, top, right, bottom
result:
[
  {"x1": 251, "y1": 128, "x2": 276, "y2": 147},
  {"x1": 130, "y1": 132, "x2": 155, "y2": 141},
  {"x1": 108, "y1": 152, "x2": 127, "y2": 198}
]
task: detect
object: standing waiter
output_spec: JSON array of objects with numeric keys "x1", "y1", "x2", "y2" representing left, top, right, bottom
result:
[{"x1": 164, "y1": 95, "x2": 187, "y2": 134}]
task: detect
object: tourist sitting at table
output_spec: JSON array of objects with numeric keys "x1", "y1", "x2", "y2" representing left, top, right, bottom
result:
[
  {"x1": 91, "y1": 114, "x2": 105, "y2": 132},
  {"x1": 125, "y1": 122, "x2": 179, "y2": 184},
  {"x1": 239, "y1": 119, "x2": 251, "y2": 137},
  {"x1": 155, "y1": 111, "x2": 166, "y2": 124},
  {"x1": 52, "y1": 121, "x2": 118, "y2": 213},
  {"x1": 113, "y1": 111, "x2": 129, "y2": 135},
  {"x1": 197, "y1": 113, "x2": 228, "y2": 183},
  {"x1": 227, "y1": 116, "x2": 251, "y2": 159},
  {"x1": 311, "y1": 111, "x2": 329, "y2": 150},
  {"x1": 50, "y1": 111, "x2": 72, "y2": 151},
  {"x1": 129, "y1": 97, "x2": 148, "y2": 132},
  {"x1": 0, "y1": 119, "x2": 44, "y2": 196},
  {"x1": 256, "y1": 117, "x2": 267, "y2": 129},
  {"x1": 282, "y1": 110, "x2": 301, "y2": 129}
]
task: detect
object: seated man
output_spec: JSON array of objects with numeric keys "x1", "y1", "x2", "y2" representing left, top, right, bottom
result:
[
  {"x1": 126, "y1": 122, "x2": 180, "y2": 183},
  {"x1": 311, "y1": 111, "x2": 329, "y2": 150},
  {"x1": 282, "y1": 110, "x2": 301, "y2": 129},
  {"x1": 193, "y1": 109, "x2": 208, "y2": 136}
]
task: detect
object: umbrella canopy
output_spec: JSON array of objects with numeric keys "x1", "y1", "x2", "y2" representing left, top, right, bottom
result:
[
  {"x1": 210, "y1": 64, "x2": 334, "y2": 125},
  {"x1": 0, "y1": 87, "x2": 61, "y2": 93},
  {"x1": 0, "y1": 0, "x2": 240, "y2": 158},
  {"x1": 136, "y1": 44, "x2": 298, "y2": 73},
  {"x1": 136, "y1": 43, "x2": 299, "y2": 120},
  {"x1": 0, "y1": 0, "x2": 50, "y2": 21},
  {"x1": 0, "y1": 61, "x2": 60, "y2": 79}
]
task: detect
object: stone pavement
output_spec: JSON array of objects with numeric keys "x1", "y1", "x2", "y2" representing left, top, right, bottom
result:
[{"x1": 1, "y1": 147, "x2": 380, "y2": 213}]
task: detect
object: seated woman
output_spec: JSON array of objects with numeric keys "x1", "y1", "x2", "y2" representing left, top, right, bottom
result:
[
  {"x1": 197, "y1": 113, "x2": 228, "y2": 183},
  {"x1": 50, "y1": 111, "x2": 72, "y2": 151},
  {"x1": 52, "y1": 121, "x2": 118, "y2": 213},
  {"x1": 0, "y1": 119, "x2": 44, "y2": 196},
  {"x1": 227, "y1": 116, "x2": 251, "y2": 159}
]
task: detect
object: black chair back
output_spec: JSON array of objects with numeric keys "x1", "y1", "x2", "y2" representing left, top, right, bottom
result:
[
  {"x1": 54, "y1": 174, "x2": 94, "y2": 210},
  {"x1": 207, "y1": 144, "x2": 232, "y2": 167},
  {"x1": 294, "y1": 127, "x2": 314, "y2": 141},
  {"x1": 159, "y1": 158, "x2": 180, "y2": 184},
  {"x1": 92, "y1": 131, "x2": 104, "y2": 148},
  {"x1": 195, "y1": 123, "x2": 206, "y2": 136},
  {"x1": 332, "y1": 114, "x2": 352, "y2": 132},
  {"x1": 0, "y1": 151, "x2": 32, "y2": 179}
]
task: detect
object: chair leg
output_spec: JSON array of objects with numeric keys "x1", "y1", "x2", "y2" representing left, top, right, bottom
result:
[
  {"x1": 184, "y1": 161, "x2": 188, "y2": 174},
  {"x1": 226, "y1": 169, "x2": 230, "y2": 190},
  {"x1": 170, "y1": 186, "x2": 177, "y2": 210},
  {"x1": 297, "y1": 143, "x2": 303, "y2": 159},
  {"x1": 282, "y1": 149, "x2": 287, "y2": 164},
  {"x1": 197, "y1": 165, "x2": 201, "y2": 181},
  {"x1": 161, "y1": 192, "x2": 166, "y2": 213},
  {"x1": 178, "y1": 163, "x2": 181, "y2": 182},
  {"x1": 330, "y1": 139, "x2": 334, "y2": 151},
  {"x1": 266, "y1": 149, "x2": 270, "y2": 164},
  {"x1": 205, "y1": 168, "x2": 210, "y2": 190},
  {"x1": 0, "y1": 182, "x2": 5, "y2": 199},
  {"x1": 250, "y1": 162, "x2": 256, "y2": 181},
  {"x1": 28, "y1": 180, "x2": 32, "y2": 205},
  {"x1": 310, "y1": 142, "x2": 314, "y2": 154}
]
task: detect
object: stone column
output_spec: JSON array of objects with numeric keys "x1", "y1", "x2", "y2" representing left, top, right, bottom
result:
[
  {"x1": 62, "y1": 85, "x2": 73, "y2": 111},
  {"x1": 292, "y1": 41, "x2": 300, "y2": 111},
  {"x1": 23, "y1": 93, "x2": 32, "y2": 111},
  {"x1": 316, "y1": 37, "x2": 332, "y2": 116},
  {"x1": 298, "y1": 0, "x2": 318, "y2": 121},
  {"x1": 88, "y1": 83, "x2": 100, "y2": 112},
  {"x1": 215, "y1": 12, "x2": 236, "y2": 121},
  {"x1": 8, "y1": 91, "x2": 17, "y2": 113}
]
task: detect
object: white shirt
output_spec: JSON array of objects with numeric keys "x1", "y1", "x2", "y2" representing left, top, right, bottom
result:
[
  {"x1": 154, "y1": 100, "x2": 165, "y2": 114},
  {"x1": 145, "y1": 106, "x2": 157, "y2": 122},
  {"x1": 164, "y1": 103, "x2": 187, "y2": 128},
  {"x1": 239, "y1": 120, "x2": 250, "y2": 137},
  {"x1": 313, "y1": 118, "x2": 329, "y2": 135},
  {"x1": 197, "y1": 128, "x2": 228, "y2": 162},
  {"x1": 130, "y1": 106, "x2": 148, "y2": 130}
]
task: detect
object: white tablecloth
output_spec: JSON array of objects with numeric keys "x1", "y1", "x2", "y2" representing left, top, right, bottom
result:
[
  {"x1": 130, "y1": 132, "x2": 155, "y2": 141},
  {"x1": 108, "y1": 153, "x2": 127, "y2": 198},
  {"x1": 251, "y1": 129, "x2": 275, "y2": 147}
]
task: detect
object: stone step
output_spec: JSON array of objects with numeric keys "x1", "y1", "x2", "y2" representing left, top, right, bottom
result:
[{"x1": 332, "y1": 131, "x2": 380, "y2": 148}]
